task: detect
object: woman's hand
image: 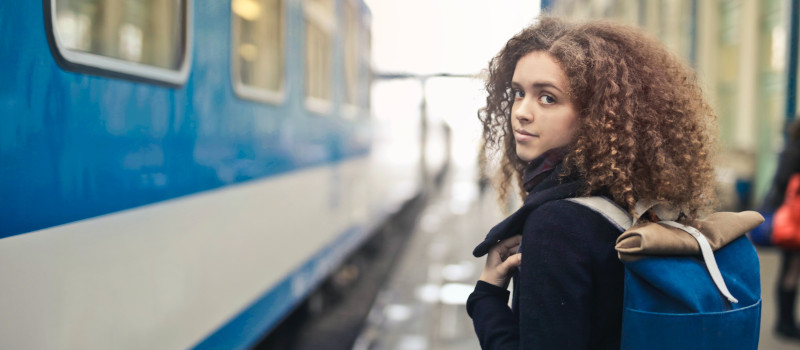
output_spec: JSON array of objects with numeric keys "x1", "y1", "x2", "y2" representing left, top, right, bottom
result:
[{"x1": 479, "y1": 235, "x2": 522, "y2": 288}]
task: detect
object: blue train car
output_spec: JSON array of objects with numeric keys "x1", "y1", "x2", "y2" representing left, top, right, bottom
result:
[{"x1": 0, "y1": 0, "x2": 428, "y2": 348}]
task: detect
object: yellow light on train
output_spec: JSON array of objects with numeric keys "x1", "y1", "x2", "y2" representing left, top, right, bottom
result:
[
  {"x1": 239, "y1": 43, "x2": 259, "y2": 62},
  {"x1": 233, "y1": 0, "x2": 262, "y2": 21}
]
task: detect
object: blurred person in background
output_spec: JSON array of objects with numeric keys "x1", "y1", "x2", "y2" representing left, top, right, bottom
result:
[
  {"x1": 466, "y1": 16, "x2": 718, "y2": 349},
  {"x1": 766, "y1": 118, "x2": 800, "y2": 340}
]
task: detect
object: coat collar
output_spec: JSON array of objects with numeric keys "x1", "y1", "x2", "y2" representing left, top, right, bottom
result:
[
  {"x1": 472, "y1": 163, "x2": 584, "y2": 257},
  {"x1": 522, "y1": 147, "x2": 566, "y2": 192}
]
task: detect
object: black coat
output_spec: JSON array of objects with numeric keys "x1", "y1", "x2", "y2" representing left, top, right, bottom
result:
[
  {"x1": 467, "y1": 164, "x2": 624, "y2": 349},
  {"x1": 767, "y1": 139, "x2": 800, "y2": 209}
]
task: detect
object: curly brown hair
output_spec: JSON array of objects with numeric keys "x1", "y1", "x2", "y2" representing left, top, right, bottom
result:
[{"x1": 479, "y1": 16, "x2": 718, "y2": 220}]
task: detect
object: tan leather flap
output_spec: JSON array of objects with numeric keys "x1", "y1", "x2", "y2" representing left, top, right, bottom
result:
[{"x1": 615, "y1": 211, "x2": 764, "y2": 262}]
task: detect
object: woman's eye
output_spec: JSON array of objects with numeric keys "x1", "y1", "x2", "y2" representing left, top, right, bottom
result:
[
  {"x1": 513, "y1": 89, "x2": 525, "y2": 99},
  {"x1": 539, "y1": 95, "x2": 556, "y2": 104}
]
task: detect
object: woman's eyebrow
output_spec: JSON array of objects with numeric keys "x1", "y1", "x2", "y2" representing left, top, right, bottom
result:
[
  {"x1": 510, "y1": 80, "x2": 564, "y2": 93},
  {"x1": 532, "y1": 82, "x2": 563, "y2": 93}
]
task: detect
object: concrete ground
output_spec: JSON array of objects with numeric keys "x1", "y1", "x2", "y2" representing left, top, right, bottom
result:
[
  {"x1": 354, "y1": 167, "x2": 800, "y2": 350},
  {"x1": 757, "y1": 247, "x2": 800, "y2": 349},
  {"x1": 353, "y1": 167, "x2": 498, "y2": 350}
]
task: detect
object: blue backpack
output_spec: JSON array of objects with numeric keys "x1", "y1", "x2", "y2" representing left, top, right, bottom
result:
[
  {"x1": 568, "y1": 197, "x2": 762, "y2": 350},
  {"x1": 747, "y1": 208, "x2": 774, "y2": 246}
]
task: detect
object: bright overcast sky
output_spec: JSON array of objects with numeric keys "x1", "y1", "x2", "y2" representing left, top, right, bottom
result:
[{"x1": 364, "y1": 0, "x2": 542, "y2": 75}]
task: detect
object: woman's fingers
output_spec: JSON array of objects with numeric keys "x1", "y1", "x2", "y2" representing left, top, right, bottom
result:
[
  {"x1": 498, "y1": 235, "x2": 522, "y2": 249},
  {"x1": 497, "y1": 253, "x2": 522, "y2": 275},
  {"x1": 494, "y1": 235, "x2": 521, "y2": 260},
  {"x1": 479, "y1": 236, "x2": 523, "y2": 288},
  {"x1": 480, "y1": 252, "x2": 522, "y2": 288}
]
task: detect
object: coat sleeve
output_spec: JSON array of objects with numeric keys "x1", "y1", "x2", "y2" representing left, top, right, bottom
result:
[{"x1": 466, "y1": 281, "x2": 519, "y2": 350}]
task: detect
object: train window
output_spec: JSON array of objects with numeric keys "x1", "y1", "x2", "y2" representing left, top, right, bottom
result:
[
  {"x1": 304, "y1": 0, "x2": 335, "y2": 114},
  {"x1": 341, "y1": 0, "x2": 359, "y2": 115},
  {"x1": 232, "y1": 0, "x2": 285, "y2": 103},
  {"x1": 48, "y1": 0, "x2": 191, "y2": 85}
]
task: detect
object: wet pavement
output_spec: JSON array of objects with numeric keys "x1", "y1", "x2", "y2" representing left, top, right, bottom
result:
[
  {"x1": 353, "y1": 166, "x2": 499, "y2": 350},
  {"x1": 354, "y1": 166, "x2": 800, "y2": 350},
  {"x1": 758, "y1": 248, "x2": 800, "y2": 349}
]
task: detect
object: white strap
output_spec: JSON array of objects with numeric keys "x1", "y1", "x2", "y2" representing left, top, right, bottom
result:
[
  {"x1": 660, "y1": 220, "x2": 739, "y2": 304},
  {"x1": 566, "y1": 197, "x2": 632, "y2": 231}
]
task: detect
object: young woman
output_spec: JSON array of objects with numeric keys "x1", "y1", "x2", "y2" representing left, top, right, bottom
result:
[{"x1": 466, "y1": 17, "x2": 718, "y2": 349}]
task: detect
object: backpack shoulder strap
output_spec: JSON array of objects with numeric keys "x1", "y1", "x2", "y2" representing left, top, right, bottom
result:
[
  {"x1": 569, "y1": 197, "x2": 740, "y2": 304},
  {"x1": 566, "y1": 196, "x2": 633, "y2": 231}
]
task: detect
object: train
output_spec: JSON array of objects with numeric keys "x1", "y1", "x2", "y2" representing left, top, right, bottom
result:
[{"x1": 0, "y1": 0, "x2": 447, "y2": 348}]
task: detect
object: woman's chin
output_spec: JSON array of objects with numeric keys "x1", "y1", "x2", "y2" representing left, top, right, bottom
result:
[{"x1": 517, "y1": 156, "x2": 536, "y2": 162}]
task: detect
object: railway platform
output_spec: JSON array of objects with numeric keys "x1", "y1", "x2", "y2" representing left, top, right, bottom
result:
[
  {"x1": 353, "y1": 165, "x2": 498, "y2": 350},
  {"x1": 354, "y1": 165, "x2": 800, "y2": 350}
]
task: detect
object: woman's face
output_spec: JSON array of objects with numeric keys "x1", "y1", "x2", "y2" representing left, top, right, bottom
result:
[{"x1": 510, "y1": 51, "x2": 580, "y2": 162}]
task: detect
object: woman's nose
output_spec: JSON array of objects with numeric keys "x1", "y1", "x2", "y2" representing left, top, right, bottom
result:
[
  {"x1": 514, "y1": 101, "x2": 533, "y2": 123},
  {"x1": 515, "y1": 111, "x2": 532, "y2": 123}
]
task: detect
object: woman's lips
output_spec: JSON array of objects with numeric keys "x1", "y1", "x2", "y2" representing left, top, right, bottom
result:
[{"x1": 514, "y1": 129, "x2": 538, "y2": 142}]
